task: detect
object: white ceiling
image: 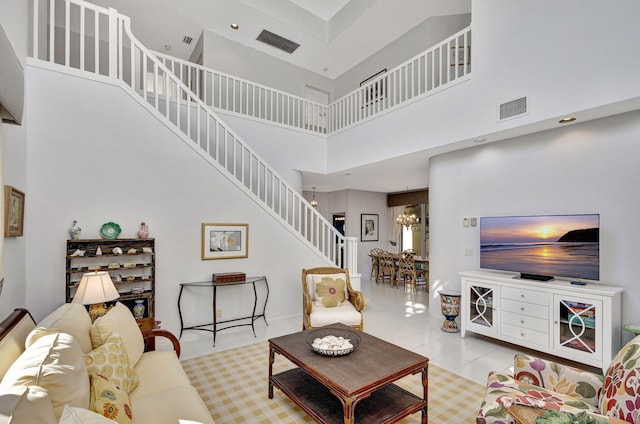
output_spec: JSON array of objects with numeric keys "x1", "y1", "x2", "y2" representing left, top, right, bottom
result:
[{"x1": 87, "y1": 0, "x2": 471, "y2": 78}]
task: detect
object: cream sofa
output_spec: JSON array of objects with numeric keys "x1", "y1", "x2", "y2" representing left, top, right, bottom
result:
[{"x1": 0, "y1": 302, "x2": 214, "y2": 424}]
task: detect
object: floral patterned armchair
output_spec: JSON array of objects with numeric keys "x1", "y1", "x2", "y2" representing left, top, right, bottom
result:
[
  {"x1": 302, "y1": 267, "x2": 364, "y2": 331},
  {"x1": 477, "y1": 335, "x2": 640, "y2": 423}
]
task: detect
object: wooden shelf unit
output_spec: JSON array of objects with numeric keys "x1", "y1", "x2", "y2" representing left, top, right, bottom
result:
[{"x1": 66, "y1": 238, "x2": 155, "y2": 318}]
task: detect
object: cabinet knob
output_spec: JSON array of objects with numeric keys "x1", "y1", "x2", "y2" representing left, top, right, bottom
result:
[
  {"x1": 520, "y1": 332, "x2": 525, "y2": 337},
  {"x1": 520, "y1": 307, "x2": 525, "y2": 311},
  {"x1": 520, "y1": 294, "x2": 525, "y2": 298},
  {"x1": 520, "y1": 320, "x2": 525, "y2": 324}
]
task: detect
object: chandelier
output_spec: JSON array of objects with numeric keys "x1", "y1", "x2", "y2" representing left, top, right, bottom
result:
[
  {"x1": 310, "y1": 187, "x2": 318, "y2": 208},
  {"x1": 396, "y1": 207, "x2": 419, "y2": 229}
]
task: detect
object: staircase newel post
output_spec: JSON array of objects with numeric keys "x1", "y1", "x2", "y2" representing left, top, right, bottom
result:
[
  {"x1": 345, "y1": 236, "x2": 358, "y2": 276},
  {"x1": 345, "y1": 237, "x2": 361, "y2": 290},
  {"x1": 108, "y1": 7, "x2": 118, "y2": 78}
]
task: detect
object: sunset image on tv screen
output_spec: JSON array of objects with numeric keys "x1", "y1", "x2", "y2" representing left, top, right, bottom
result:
[{"x1": 480, "y1": 214, "x2": 599, "y2": 281}]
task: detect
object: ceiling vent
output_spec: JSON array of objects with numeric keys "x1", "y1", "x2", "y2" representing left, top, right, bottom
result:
[
  {"x1": 182, "y1": 36, "x2": 193, "y2": 45},
  {"x1": 499, "y1": 96, "x2": 528, "y2": 121},
  {"x1": 256, "y1": 30, "x2": 300, "y2": 54}
]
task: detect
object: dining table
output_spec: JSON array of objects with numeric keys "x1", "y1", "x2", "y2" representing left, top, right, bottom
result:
[{"x1": 368, "y1": 252, "x2": 429, "y2": 284}]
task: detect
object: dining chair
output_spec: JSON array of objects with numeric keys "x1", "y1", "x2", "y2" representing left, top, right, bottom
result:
[
  {"x1": 377, "y1": 251, "x2": 396, "y2": 285},
  {"x1": 397, "y1": 250, "x2": 426, "y2": 290},
  {"x1": 369, "y1": 248, "x2": 383, "y2": 282}
]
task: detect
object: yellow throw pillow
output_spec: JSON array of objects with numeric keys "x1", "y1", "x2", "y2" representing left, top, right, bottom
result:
[
  {"x1": 91, "y1": 302, "x2": 144, "y2": 366},
  {"x1": 314, "y1": 277, "x2": 346, "y2": 307},
  {"x1": 85, "y1": 332, "x2": 139, "y2": 393},
  {"x1": 89, "y1": 374, "x2": 132, "y2": 424}
]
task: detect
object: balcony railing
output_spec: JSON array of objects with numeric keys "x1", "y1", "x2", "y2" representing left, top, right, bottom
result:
[
  {"x1": 150, "y1": 27, "x2": 471, "y2": 136},
  {"x1": 154, "y1": 52, "x2": 330, "y2": 136},
  {"x1": 329, "y1": 27, "x2": 471, "y2": 133}
]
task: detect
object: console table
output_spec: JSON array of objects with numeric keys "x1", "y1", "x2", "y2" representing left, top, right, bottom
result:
[
  {"x1": 178, "y1": 276, "x2": 269, "y2": 346},
  {"x1": 461, "y1": 270, "x2": 623, "y2": 369}
]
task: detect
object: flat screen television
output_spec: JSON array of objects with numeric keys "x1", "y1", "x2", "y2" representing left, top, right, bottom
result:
[{"x1": 480, "y1": 214, "x2": 600, "y2": 282}]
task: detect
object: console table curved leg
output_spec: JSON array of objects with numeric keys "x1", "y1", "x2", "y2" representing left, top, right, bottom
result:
[
  {"x1": 212, "y1": 285, "x2": 218, "y2": 346},
  {"x1": 177, "y1": 285, "x2": 185, "y2": 338},
  {"x1": 251, "y1": 282, "x2": 258, "y2": 337}
]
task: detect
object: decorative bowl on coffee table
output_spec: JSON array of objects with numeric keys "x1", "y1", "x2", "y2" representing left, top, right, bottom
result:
[{"x1": 305, "y1": 327, "x2": 361, "y2": 356}]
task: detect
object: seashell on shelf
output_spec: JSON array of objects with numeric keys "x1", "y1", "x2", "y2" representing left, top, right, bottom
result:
[{"x1": 112, "y1": 247, "x2": 123, "y2": 255}]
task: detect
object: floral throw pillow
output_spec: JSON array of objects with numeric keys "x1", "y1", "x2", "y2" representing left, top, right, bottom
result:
[
  {"x1": 314, "y1": 277, "x2": 346, "y2": 307},
  {"x1": 90, "y1": 374, "x2": 132, "y2": 424},
  {"x1": 599, "y1": 336, "x2": 640, "y2": 422}
]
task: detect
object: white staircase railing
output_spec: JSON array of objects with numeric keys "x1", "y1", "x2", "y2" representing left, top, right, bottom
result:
[
  {"x1": 29, "y1": 0, "x2": 354, "y2": 271},
  {"x1": 154, "y1": 52, "x2": 329, "y2": 136},
  {"x1": 149, "y1": 28, "x2": 471, "y2": 136}
]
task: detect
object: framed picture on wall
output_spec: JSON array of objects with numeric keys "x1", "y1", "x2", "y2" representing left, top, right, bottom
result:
[
  {"x1": 4, "y1": 185, "x2": 25, "y2": 237},
  {"x1": 361, "y1": 214, "x2": 379, "y2": 242},
  {"x1": 201, "y1": 223, "x2": 248, "y2": 260}
]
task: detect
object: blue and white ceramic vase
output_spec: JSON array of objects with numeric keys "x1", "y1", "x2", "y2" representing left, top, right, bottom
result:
[{"x1": 133, "y1": 299, "x2": 145, "y2": 320}]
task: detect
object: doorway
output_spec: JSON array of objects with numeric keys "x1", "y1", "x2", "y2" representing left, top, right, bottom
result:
[
  {"x1": 332, "y1": 214, "x2": 345, "y2": 266},
  {"x1": 332, "y1": 213, "x2": 345, "y2": 235}
]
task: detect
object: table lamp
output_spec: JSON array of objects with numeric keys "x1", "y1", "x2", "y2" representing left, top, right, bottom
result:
[{"x1": 72, "y1": 271, "x2": 120, "y2": 321}]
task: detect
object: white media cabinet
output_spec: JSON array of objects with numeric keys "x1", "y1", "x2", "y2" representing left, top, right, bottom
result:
[{"x1": 460, "y1": 270, "x2": 623, "y2": 369}]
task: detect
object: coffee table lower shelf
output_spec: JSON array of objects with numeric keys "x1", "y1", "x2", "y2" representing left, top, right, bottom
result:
[{"x1": 271, "y1": 368, "x2": 425, "y2": 424}]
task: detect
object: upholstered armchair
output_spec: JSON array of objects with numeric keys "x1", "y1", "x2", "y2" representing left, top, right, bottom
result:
[
  {"x1": 302, "y1": 267, "x2": 365, "y2": 331},
  {"x1": 477, "y1": 335, "x2": 640, "y2": 423}
]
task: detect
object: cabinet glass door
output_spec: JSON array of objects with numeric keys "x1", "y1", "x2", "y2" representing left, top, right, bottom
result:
[
  {"x1": 469, "y1": 285, "x2": 495, "y2": 328},
  {"x1": 557, "y1": 298, "x2": 599, "y2": 354}
]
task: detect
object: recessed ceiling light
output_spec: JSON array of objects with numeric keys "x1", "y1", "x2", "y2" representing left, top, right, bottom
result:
[
  {"x1": 230, "y1": 23, "x2": 239, "y2": 30},
  {"x1": 559, "y1": 117, "x2": 576, "y2": 124},
  {"x1": 164, "y1": 44, "x2": 172, "y2": 51}
]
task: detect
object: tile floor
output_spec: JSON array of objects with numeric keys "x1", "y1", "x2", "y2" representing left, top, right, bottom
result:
[{"x1": 173, "y1": 278, "x2": 521, "y2": 385}]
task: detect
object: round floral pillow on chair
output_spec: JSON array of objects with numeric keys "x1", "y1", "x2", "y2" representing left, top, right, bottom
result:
[{"x1": 314, "y1": 277, "x2": 346, "y2": 307}]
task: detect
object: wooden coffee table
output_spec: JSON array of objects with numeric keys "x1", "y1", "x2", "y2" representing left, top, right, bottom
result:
[{"x1": 268, "y1": 323, "x2": 429, "y2": 424}]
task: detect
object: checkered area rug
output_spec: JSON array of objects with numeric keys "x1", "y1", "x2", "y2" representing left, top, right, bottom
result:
[{"x1": 181, "y1": 341, "x2": 485, "y2": 423}]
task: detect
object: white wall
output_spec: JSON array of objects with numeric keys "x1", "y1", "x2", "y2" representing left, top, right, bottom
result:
[
  {"x1": 0, "y1": 120, "x2": 27, "y2": 315},
  {"x1": 213, "y1": 112, "x2": 327, "y2": 189},
  {"x1": 199, "y1": 31, "x2": 335, "y2": 100},
  {"x1": 333, "y1": 14, "x2": 471, "y2": 99},
  {"x1": 24, "y1": 65, "x2": 332, "y2": 334},
  {"x1": 0, "y1": 0, "x2": 28, "y2": 313},
  {"x1": 0, "y1": 0, "x2": 27, "y2": 64},
  {"x1": 327, "y1": 0, "x2": 640, "y2": 175},
  {"x1": 429, "y1": 110, "x2": 640, "y2": 343}
]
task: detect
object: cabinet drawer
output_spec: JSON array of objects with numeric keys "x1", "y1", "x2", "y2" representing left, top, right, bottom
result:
[
  {"x1": 501, "y1": 298, "x2": 548, "y2": 318},
  {"x1": 501, "y1": 323, "x2": 549, "y2": 347},
  {"x1": 501, "y1": 310, "x2": 549, "y2": 333},
  {"x1": 502, "y1": 286, "x2": 549, "y2": 305}
]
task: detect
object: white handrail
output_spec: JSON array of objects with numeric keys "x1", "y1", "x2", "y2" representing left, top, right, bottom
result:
[
  {"x1": 328, "y1": 26, "x2": 472, "y2": 134},
  {"x1": 29, "y1": 0, "x2": 352, "y2": 271},
  {"x1": 153, "y1": 52, "x2": 329, "y2": 136}
]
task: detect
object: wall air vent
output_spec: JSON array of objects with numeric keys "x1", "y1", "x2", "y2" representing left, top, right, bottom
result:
[
  {"x1": 256, "y1": 30, "x2": 300, "y2": 54},
  {"x1": 183, "y1": 36, "x2": 193, "y2": 45},
  {"x1": 499, "y1": 96, "x2": 528, "y2": 121}
]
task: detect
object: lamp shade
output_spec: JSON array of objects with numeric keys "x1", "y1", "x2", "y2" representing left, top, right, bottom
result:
[{"x1": 72, "y1": 271, "x2": 119, "y2": 305}]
